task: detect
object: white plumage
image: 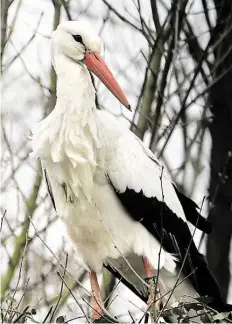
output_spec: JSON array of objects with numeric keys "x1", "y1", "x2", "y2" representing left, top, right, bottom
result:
[
  {"x1": 31, "y1": 66, "x2": 178, "y2": 273},
  {"x1": 31, "y1": 21, "x2": 225, "y2": 317}
]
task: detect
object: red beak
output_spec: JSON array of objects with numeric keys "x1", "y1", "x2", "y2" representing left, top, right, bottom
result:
[{"x1": 83, "y1": 51, "x2": 131, "y2": 110}]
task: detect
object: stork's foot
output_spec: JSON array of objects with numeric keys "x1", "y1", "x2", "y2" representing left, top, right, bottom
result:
[
  {"x1": 91, "y1": 299, "x2": 103, "y2": 321},
  {"x1": 90, "y1": 271, "x2": 104, "y2": 320},
  {"x1": 89, "y1": 272, "x2": 119, "y2": 323},
  {"x1": 93, "y1": 316, "x2": 107, "y2": 323},
  {"x1": 92, "y1": 310, "x2": 119, "y2": 323},
  {"x1": 93, "y1": 316, "x2": 113, "y2": 323},
  {"x1": 145, "y1": 276, "x2": 162, "y2": 318}
]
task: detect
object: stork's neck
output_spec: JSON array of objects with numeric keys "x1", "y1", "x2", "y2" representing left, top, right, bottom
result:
[
  {"x1": 34, "y1": 56, "x2": 103, "y2": 203},
  {"x1": 55, "y1": 55, "x2": 96, "y2": 119}
]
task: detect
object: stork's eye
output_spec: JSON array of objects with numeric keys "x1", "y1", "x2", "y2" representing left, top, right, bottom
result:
[{"x1": 73, "y1": 35, "x2": 83, "y2": 43}]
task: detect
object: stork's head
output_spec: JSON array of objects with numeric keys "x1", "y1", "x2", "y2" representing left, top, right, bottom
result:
[{"x1": 51, "y1": 21, "x2": 130, "y2": 110}]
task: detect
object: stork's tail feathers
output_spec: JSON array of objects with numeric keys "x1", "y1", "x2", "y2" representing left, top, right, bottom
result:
[{"x1": 105, "y1": 251, "x2": 232, "y2": 320}]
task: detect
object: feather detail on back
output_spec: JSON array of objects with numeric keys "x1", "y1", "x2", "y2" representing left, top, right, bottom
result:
[{"x1": 97, "y1": 111, "x2": 186, "y2": 221}]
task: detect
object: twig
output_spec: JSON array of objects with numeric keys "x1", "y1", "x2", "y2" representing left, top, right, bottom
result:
[
  {"x1": 57, "y1": 272, "x2": 90, "y2": 323},
  {"x1": 43, "y1": 306, "x2": 53, "y2": 323},
  {"x1": 28, "y1": 215, "x2": 91, "y2": 296},
  {"x1": 60, "y1": 0, "x2": 72, "y2": 20},
  {"x1": 13, "y1": 306, "x2": 30, "y2": 323},
  {"x1": 0, "y1": 210, "x2": 7, "y2": 232},
  {"x1": 50, "y1": 253, "x2": 69, "y2": 322},
  {"x1": 102, "y1": 0, "x2": 144, "y2": 35},
  {"x1": 4, "y1": 12, "x2": 44, "y2": 71},
  {"x1": 82, "y1": 297, "x2": 118, "y2": 323}
]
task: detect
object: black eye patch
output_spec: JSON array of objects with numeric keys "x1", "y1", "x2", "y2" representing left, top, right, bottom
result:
[{"x1": 72, "y1": 35, "x2": 83, "y2": 44}]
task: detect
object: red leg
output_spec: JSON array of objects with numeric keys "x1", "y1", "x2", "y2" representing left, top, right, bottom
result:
[
  {"x1": 142, "y1": 256, "x2": 153, "y2": 278},
  {"x1": 89, "y1": 271, "x2": 103, "y2": 320},
  {"x1": 142, "y1": 256, "x2": 161, "y2": 322}
]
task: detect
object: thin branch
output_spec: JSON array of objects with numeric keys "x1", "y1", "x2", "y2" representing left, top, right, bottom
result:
[
  {"x1": 56, "y1": 272, "x2": 90, "y2": 323},
  {"x1": 1, "y1": 164, "x2": 42, "y2": 301},
  {"x1": 49, "y1": 253, "x2": 69, "y2": 322},
  {"x1": 102, "y1": 0, "x2": 144, "y2": 35},
  {"x1": 150, "y1": 0, "x2": 161, "y2": 32},
  {"x1": 61, "y1": 0, "x2": 72, "y2": 20},
  {"x1": 4, "y1": 12, "x2": 44, "y2": 71}
]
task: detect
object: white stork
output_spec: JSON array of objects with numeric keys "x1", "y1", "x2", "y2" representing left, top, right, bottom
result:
[{"x1": 31, "y1": 21, "x2": 230, "y2": 320}]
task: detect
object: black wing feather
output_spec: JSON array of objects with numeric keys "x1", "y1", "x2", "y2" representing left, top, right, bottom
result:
[
  {"x1": 108, "y1": 178, "x2": 227, "y2": 312},
  {"x1": 44, "y1": 168, "x2": 56, "y2": 211},
  {"x1": 173, "y1": 185, "x2": 212, "y2": 234}
]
